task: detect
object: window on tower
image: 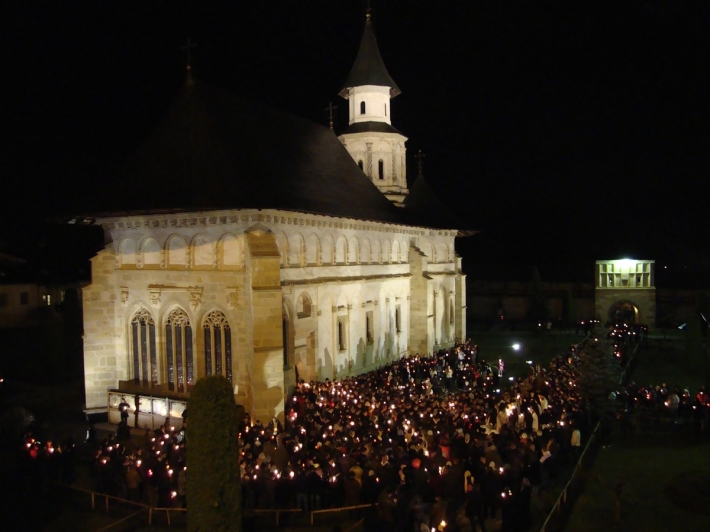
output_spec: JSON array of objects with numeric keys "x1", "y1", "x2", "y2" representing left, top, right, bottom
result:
[
  {"x1": 384, "y1": 103, "x2": 387, "y2": 116},
  {"x1": 358, "y1": 160, "x2": 363, "y2": 171},
  {"x1": 360, "y1": 101, "x2": 366, "y2": 114},
  {"x1": 378, "y1": 159, "x2": 384, "y2": 180}
]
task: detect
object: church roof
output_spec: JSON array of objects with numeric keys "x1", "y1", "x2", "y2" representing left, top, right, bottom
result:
[
  {"x1": 95, "y1": 80, "x2": 410, "y2": 225},
  {"x1": 339, "y1": 17, "x2": 401, "y2": 98},
  {"x1": 404, "y1": 165, "x2": 477, "y2": 235},
  {"x1": 339, "y1": 121, "x2": 404, "y2": 136}
]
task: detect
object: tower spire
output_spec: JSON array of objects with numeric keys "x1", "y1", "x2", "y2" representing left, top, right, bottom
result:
[{"x1": 416, "y1": 150, "x2": 425, "y2": 177}]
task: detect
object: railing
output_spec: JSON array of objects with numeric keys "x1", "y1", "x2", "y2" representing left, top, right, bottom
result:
[
  {"x1": 148, "y1": 507, "x2": 187, "y2": 526},
  {"x1": 310, "y1": 503, "x2": 376, "y2": 525},
  {"x1": 246, "y1": 508, "x2": 303, "y2": 526},
  {"x1": 538, "y1": 343, "x2": 640, "y2": 532}
]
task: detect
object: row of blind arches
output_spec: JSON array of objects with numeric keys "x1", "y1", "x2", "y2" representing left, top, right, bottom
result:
[
  {"x1": 130, "y1": 307, "x2": 232, "y2": 393},
  {"x1": 279, "y1": 235, "x2": 453, "y2": 267}
]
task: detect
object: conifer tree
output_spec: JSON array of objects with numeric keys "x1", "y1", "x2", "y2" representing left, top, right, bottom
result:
[
  {"x1": 576, "y1": 325, "x2": 622, "y2": 414},
  {"x1": 187, "y1": 375, "x2": 241, "y2": 532}
]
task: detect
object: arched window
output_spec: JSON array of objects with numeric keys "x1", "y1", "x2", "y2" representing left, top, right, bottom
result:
[
  {"x1": 360, "y1": 101, "x2": 366, "y2": 114},
  {"x1": 358, "y1": 160, "x2": 364, "y2": 171},
  {"x1": 450, "y1": 301, "x2": 455, "y2": 325},
  {"x1": 165, "y1": 308, "x2": 193, "y2": 393},
  {"x1": 378, "y1": 159, "x2": 384, "y2": 180},
  {"x1": 130, "y1": 308, "x2": 157, "y2": 386},
  {"x1": 384, "y1": 103, "x2": 387, "y2": 116},
  {"x1": 203, "y1": 311, "x2": 232, "y2": 384}
]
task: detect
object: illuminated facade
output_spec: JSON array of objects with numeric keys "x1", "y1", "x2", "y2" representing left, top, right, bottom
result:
[{"x1": 595, "y1": 259, "x2": 656, "y2": 325}]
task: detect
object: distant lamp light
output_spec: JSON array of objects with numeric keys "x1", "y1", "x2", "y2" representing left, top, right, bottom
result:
[
  {"x1": 512, "y1": 343, "x2": 521, "y2": 351},
  {"x1": 678, "y1": 323, "x2": 687, "y2": 330}
]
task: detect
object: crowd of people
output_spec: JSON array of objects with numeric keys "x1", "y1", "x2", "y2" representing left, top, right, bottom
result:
[{"x1": 16, "y1": 324, "x2": 669, "y2": 532}]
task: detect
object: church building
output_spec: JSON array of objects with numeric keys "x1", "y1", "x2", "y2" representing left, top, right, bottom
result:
[{"x1": 79, "y1": 13, "x2": 471, "y2": 427}]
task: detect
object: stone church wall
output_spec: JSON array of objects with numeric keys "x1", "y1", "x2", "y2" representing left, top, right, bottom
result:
[{"x1": 82, "y1": 209, "x2": 465, "y2": 420}]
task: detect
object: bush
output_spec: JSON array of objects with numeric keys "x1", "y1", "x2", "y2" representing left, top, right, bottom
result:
[{"x1": 187, "y1": 375, "x2": 242, "y2": 532}]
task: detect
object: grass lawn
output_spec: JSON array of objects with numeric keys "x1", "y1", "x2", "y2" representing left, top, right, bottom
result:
[
  {"x1": 470, "y1": 331, "x2": 582, "y2": 380},
  {"x1": 564, "y1": 438, "x2": 710, "y2": 532},
  {"x1": 565, "y1": 331, "x2": 710, "y2": 532}
]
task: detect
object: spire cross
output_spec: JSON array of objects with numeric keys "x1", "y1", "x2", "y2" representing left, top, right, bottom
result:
[
  {"x1": 366, "y1": 0, "x2": 372, "y2": 21},
  {"x1": 182, "y1": 38, "x2": 197, "y2": 78},
  {"x1": 416, "y1": 150, "x2": 425, "y2": 175},
  {"x1": 325, "y1": 101, "x2": 338, "y2": 129}
]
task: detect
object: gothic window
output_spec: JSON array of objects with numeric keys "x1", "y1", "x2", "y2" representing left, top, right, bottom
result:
[
  {"x1": 360, "y1": 101, "x2": 366, "y2": 114},
  {"x1": 395, "y1": 305, "x2": 402, "y2": 333},
  {"x1": 450, "y1": 301, "x2": 455, "y2": 325},
  {"x1": 378, "y1": 160, "x2": 384, "y2": 180},
  {"x1": 203, "y1": 310, "x2": 232, "y2": 385},
  {"x1": 165, "y1": 308, "x2": 193, "y2": 393},
  {"x1": 358, "y1": 160, "x2": 364, "y2": 171},
  {"x1": 384, "y1": 103, "x2": 387, "y2": 116},
  {"x1": 130, "y1": 308, "x2": 157, "y2": 386}
]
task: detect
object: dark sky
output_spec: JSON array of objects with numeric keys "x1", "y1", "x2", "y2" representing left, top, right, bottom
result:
[{"x1": 4, "y1": 1, "x2": 710, "y2": 281}]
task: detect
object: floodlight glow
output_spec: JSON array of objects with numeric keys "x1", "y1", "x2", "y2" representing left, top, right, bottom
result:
[{"x1": 512, "y1": 343, "x2": 521, "y2": 351}]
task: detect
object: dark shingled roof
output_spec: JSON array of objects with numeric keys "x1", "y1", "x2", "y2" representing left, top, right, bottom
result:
[
  {"x1": 339, "y1": 17, "x2": 401, "y2": 98},
  {"x1": 98, "y1": 80, "x2": 411, "y2": 225},
  {"x1": 340, "y1": 121, "x2": 404, "y2": 136},
  {"x1": 404, "y1": 167, "x2": 477, "y2": 235}
]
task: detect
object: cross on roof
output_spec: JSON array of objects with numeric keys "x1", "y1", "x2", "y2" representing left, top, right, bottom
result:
[
  {"x1": 182, "y1": 38, "x2": 197, "y2": 81},
  {"x1": 416, "y1": 150, "x2": 425, "y2": 175},
  {"x1": 325, "y1": 101, "x2": 338, "y2": 130}
]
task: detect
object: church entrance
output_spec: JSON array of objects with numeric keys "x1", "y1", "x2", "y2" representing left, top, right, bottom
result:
[{"x1": 608, "y1": 301, "x2": 638, "y2": 324}]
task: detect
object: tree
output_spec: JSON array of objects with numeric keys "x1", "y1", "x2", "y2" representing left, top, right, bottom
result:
[
  {"x1": 187, "y1": 376, "x2": 242, "y2": 532},
  {"x1": 528, "y1": 267, "x2": 549, "y2": 328},
  {"x1": 576, "y1": 325, "x2": 622, "y2": 414}
]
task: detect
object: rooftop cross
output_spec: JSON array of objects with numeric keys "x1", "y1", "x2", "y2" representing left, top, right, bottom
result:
[
  {"x1": 325, "y1": 101, "x2": 338, "y2": 130},
  {"x1": 182, "y1": 38, "x2": 197, "y2": 82},
  {"x1": 416, "y1": 150, "x2": 425, "y2": 175}
]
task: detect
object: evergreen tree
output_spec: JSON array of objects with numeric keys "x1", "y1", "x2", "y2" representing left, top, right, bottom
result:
[
  {"x1": 187, "y1": 375, "x2": 242, "y2": 532},
  {"x1": 576, "y1": 325, "x2": 622, "y2": 414},
  {"x1": 528, "y1": 267, "x2": 549, "y2": 327}
]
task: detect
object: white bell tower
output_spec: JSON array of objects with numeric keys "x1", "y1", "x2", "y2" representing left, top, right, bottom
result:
[{"x1": 338, "y1": 11, "x2": 408, "y2": 206}]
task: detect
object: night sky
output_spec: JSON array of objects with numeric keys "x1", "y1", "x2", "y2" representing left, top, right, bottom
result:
[{"x1": 4, "y1": 1, "x2": 710, "y2": 282}]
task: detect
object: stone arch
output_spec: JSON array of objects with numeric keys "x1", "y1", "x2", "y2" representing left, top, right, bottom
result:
[
  {"x1": 306, "y1": 233, "x2": 321, "y2": 265},
  {"x1": 297, "y1": 291, "x2": 313, "y2": 318},
  {"x1": 282, "y1": 300, "x2": 296, "y2": 369},
  {"x1": 382, "y1": 240, "x2": 391, "y2": 264},
  {"x1": 422, "y1": 242, "x2": 435, "y2": 262},
  {"x1": 372, "y1": 239, "x2": 381, "y2": 264},
  {"x1": 335, "y1": 235, "x2": 347, "y2": 264},
  {"x1": 392, "y1": 240, "x2": 400, "y2": 263},
  {"x1": 288, "y1": 232, "x2": 306, "y2": 267},
  {"x1": 165, "y1": 234, "x2": 187, "y2": 267},
  {"x1": 348, "y1": 236, "x2": 360, "y2": 264},
  {"x1": 118, "y1": 238, "x2": 136, "y2": 266},
  {"x1": 140, "y1": 237, "x2": 161, "y2": 267},
  {"x1": 608, "y1": 300, "x2": 639, "y2": 324},
  {"x1": 449, "y1": 243, "x2": 455, "y2": 261},
  {"x1": 322, "y1": 234, "x2": 334, "y2": 265},
  {"x1": 361, "y1": 238, "x2": 371, "y2": 264},
  {"x1": 191, "y1": 233, "x2": 215, "y2": 268},
  {"x1": 438, "y1": 243, "x2": 448, "y2": 263},
  {"x1": 275, "y1": 232, "x2": 289, "y2": 267},
  {"x1": 219, "y1": 232, "x2": 244, "y2": 267}
]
